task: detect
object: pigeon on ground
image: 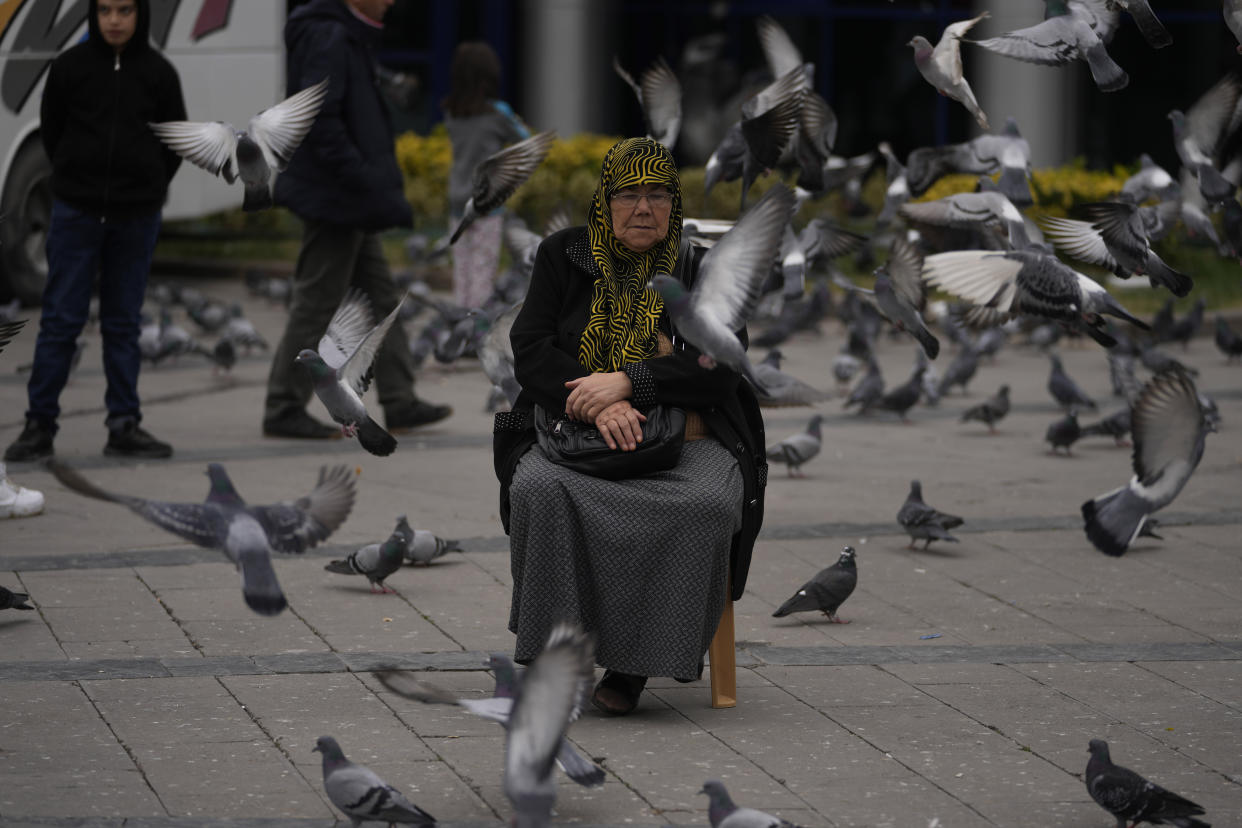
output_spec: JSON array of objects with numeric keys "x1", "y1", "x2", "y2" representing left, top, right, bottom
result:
[
  {"x1": 450, "y1": 131, "x2": 556, "y2": 244},
  {"x1": 909, "y1": 11, "x2": 991, "y2": 130},
  {"x1": 651, "y1": 184, "x2": 797, "y2": 394},
  {"x1": 766, "y1": 415, "x2": 824, "y2": 477},
  {"x1": 874, "y1": 358, "x2": 927, "y2": 422},
  {"x1": 898, "y1": 480, "x2": 964, "y2": 550},
  {"x1": 843, "y1": 356, "x2": 884, "y2": 413},
  {"x1": 1085, "y1": 739, "x2": 1209, "y2": 828},
  {"x1": 1166, "y1": 298, "x2": 1206, "y2": 348},
  {"x1": 1108, "y1": 350, "x2": 1142, "y2": 400},
  {"x1": 0, "y1": 318, "x2": 27, "y2": 358},
  {"x1": 296, "y1": 290, "x2": 405, "y2": 456},
  {"x1": 970, "y1": 0, "x2": 1128, "y2": 93},
  {"x1": 0, "y1": 586, "x2": 33, "y2": 611},
  {"x1": 150, "y1": 78, "x2": 328, "y2": 211},
  {"x1": 1081, "y1": 408, "x2": 1132, "y2": 447},
  {"x1": 920, "y1": 248, "x2": 1150, "y2": 349},
  {"x1": 832, "y1": 351, "x2": 861, "y2": 393},
  {"x1": 701, "y1": 779, "x2": 807, "y2": 828},
  {"x1": 1046, "y1": 411, "x2": 1082, "y2": 455},
  {"x1": 937, "y1": 345, "x2": 980, "y2": 397},
  {"x1": 503, "y1": 623, "x2": 596, "y2": 828},
  {"x1": 1082, "y1": 368, "x2": 1214, "y2": 556},
  {"x1": 1048, "y1": 355, "x2": 1097, "y2": 412},
  {"x1": 1215, "y1": 316, "x2": 1242, "y2": 360},
  {"x1": 220, "y1": 305, "x2": 269, "y2": 353},
  {"x1": 314, "y1": 736, "x2": 435, "y2": 828},
  {"x1": 1140, "y1": 345, "x2": 1198, "y2": 377},
  {"x1": 960, "y1": 384, "x2": 1010, "y2": 433},
  {"x1": 49, "y1": 461, "x2": 355, "y2": 615},
  {"x1": 377, "y1": 653, "x2": 605, "y2": 788},
  {"x1": 325, "y1": 515, "x2": 413, "y2": 593},
  {"x1": 185, "y1": 295, "x2": 231, "y2": 333},
  {"x1": 613, "y1": 55, "x2": 681, "y2": 149},
  {"x1": 404, "y1": 528, "x2": 462, "y2": 565},
  {"x1": 771, "y1": 546, "x2": 857, "y2": 622},
  {"x1": 754, "y1": 350, "x2": 830, "y2": 407}
]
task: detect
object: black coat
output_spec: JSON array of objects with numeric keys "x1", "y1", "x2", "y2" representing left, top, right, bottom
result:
[
  {"x1": 41, "y1": 0, "x2": 185, "y2": 220},
  {"x1": 274, "y1": 0, "x2": 412, "y2": 231},
  {"x1": 493, "y1": 227, "x2": 769, "y2": 601}
]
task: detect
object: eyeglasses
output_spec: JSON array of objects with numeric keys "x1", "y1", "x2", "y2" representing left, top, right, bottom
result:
[{"x1": 611, "y1": 191, "x2": 673, "y2": 209}]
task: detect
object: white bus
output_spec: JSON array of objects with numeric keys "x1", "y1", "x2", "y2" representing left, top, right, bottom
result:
[{"x1": 0, "y1": 0, "x2": 284, "y2": 303}]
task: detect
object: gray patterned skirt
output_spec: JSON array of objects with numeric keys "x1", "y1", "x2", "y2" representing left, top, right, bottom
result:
[{"x1": 507, "y1": 437, "x2": 743, "y2": 680}]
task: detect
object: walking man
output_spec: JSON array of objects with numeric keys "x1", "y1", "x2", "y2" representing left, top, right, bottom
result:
[{"x1": 5, "y1": 0, "x2": 186, "y2": 463}]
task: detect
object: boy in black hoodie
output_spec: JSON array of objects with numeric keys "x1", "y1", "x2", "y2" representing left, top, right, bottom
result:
[{"x1": 5, "y1": 0, "x2": 186, "y2": 463}]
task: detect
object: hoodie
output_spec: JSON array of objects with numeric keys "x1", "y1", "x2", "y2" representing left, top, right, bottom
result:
[
  {"x1": 273, "y1": 0, "x2": 412, "y2": 231},
  {"x1": 40, "y1": 0, "x2": 186, "y2": 219}
]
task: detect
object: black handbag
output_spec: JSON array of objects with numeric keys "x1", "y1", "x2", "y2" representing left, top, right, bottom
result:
[{"x1": 533, "y1": 404, "x2": 686, "y2": 480}]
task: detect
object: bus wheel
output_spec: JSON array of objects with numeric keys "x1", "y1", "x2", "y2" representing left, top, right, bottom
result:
[{"x1": 1, "y1": 140, "x2": 52, "y2": 305}]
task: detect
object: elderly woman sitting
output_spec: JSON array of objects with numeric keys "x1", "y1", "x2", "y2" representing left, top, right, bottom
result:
[{"x1": 493, "y1": 137, "x2": 767, "y2": 715}]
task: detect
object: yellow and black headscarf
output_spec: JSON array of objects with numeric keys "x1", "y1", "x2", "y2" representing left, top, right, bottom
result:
[{"x1": 578, "y1": 137, "x2": 682, "y2": 373}]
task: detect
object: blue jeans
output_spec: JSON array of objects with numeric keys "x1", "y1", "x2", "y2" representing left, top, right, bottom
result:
[{"x1": 26, "y1": 200, "x2": 161, "y2": 431}]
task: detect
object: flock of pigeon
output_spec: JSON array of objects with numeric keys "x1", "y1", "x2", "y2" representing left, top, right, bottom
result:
[{"x1": 2, "y1": 4, "x2": 1236, "y2": 826}]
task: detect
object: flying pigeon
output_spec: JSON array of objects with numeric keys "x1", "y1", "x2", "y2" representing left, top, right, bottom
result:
[
  {"x1": 1085, "y1": 739, "x2": 1209, "y2": 828},
  {"x1": 771, "y1": 546, "x2": 857, "y2": 622},
  {"x1": 1048, "y1": 355, "x2": 1097, "y2": 412},
  {"x1": 1170, "y1": 72, "x2": 1241, "y2": 205},
  {"x1": 838, "y1": 239, "x2": 939, "y2": 360},
  {"x1": 376, "y1": 653, "x2": 605, "y2": 788},
  {"x1": 1121, "y1": 154, "x2": 1177, "y2": 203},
  {"x1": 960, "y1": 384, "x2": 1010, "y2": 433},
  {"x1": 325, "y1": 515, "x2": 413, "y2": 593},
  {"x1": 899, "y1": 180, "x2": 1029, "y2": 250},
  {"x1": 313, "y1": 736, "x2": 436, "y2": 828},
  {"x1": 613, "y1": 55, "x2": 682, "y2": 149},
  {"x1": 906, "y1": 118, "x2": 1033, "y2": 205},
  {"x1": 970, "y1": 0, "x2": 1128, "y2": 92},
  {"x1": 480, "y1": 302, "x2": 523, "y2": 407},
  {"x1": 1082, "y1": 368, "x2": 1214, "y2": 556},
  {"x1": 703, "y1": 68, "x2": 804, "y2": 208},
  {"x1": 754, "y1": 350, "x2": 830, "y2": 407},
  {"x1": 0, "y1": 318, "x2": 26, "y2": 358},
  {"x1": 150, "y1": 78, "x2": 328, "y2": 211},
  {"x1": 651, "y1": 184, "x2": 797, "y2": 394},
  {"x1": 766, "y1": 414, "x2": 824, "y2": 477},
  {"x1": 49, "y1": 461, "x2": 355, "y2": 615},
  {"x1": 503, "y1": 623, "x2": 596, "y2": 828},
  {"x1": 296, "y1": 290, "x2": 405, "y2": 456},
  {"x1": 875, "y1": 141, "x2": 910, "y2": 229},
  {"x1": 1215, "y1": 316, "x2": 1242, "y2": 360},
  {"x1": 909, "y1": 12, "x2": 991, "y2": 130},
  {"x1": 1040, "y1": 202, "x2": 1192, "y2": 297},
  {"x1": 898, "y1": 480, "x2": 964, "y2": 549},
  {"x1": 0, "y1": 585, "x2": 33, "y2": 611},
  {"x1": 920, "y1": 247, "x2": 1150, "y2": 348},
  {"x1": 450, "y1": 131, "x2": 557, "y2": 244},
  {"x1": 701, "y1": 779, "x2": 807, "y2": 828},
  {"x1": 404, "y1": 528, "x2": 462, "y2": 565},
  {"x1": 1046, "y1": 411, "x2": 1082, "y2": 455}
]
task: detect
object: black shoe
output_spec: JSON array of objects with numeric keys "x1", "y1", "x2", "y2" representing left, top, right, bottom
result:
[
  {"x1": 104, "y1": 423, "x2": 172, "y2": 459},
  {"x1": 591, "y1": 670, "x2": 647, "y2": 716},
  {"x1": 263, "y1": 410, "x2": 342, "y2": 440},
  {"x1": 4, "y1": 420, "x2": 55, "y2": 463},
  {"x1": 386, "y1": 400, "x2": 452, "y2": 432}
]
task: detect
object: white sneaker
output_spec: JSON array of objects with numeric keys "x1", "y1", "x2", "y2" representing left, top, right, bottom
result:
[{"x1": 0, "y1": 462, "x2": 44, "y2": 519}]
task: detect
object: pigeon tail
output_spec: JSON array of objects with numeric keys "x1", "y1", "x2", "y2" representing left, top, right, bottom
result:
[
  {"x1": 555, "y1": 742, "x2": 606, "y2": 787},
  {"x1": 237, "y1": 547, "x2": 287, "y2": 615},
  {"x1": 772, "y1": 591, "x2": 821, "y2": 617},
  {"x1": 449, "y1": 205, "x2": 476, "y2": 245},
  {"x1": 242, "y1": 180, "x2": 274, "y2": 212},
  {"x1": 1143, "y1": 257, "x2": 1193, "y2": 298},
  {"x1": 913, "y1": 326, "x2": 940, "y2": 360},
  {"x1": 1127, "y1": 1, "x2": 1172, "y2": 48},
  {"x1": 356, "y1": 417, "x2": 398, "y2": 457},
  {"x1": 1083, "y1": 42, "x2": 1128, "y2": 92},
  {"x1": 324, "y1": 556, "x2": 361, "y2": 576},
  {"x1": 1196, "y1": 163, "x2": 1237, "y2": 205},
  {"x1": 1081, "y1": 485, "x2": 1149, "y2": 556}
]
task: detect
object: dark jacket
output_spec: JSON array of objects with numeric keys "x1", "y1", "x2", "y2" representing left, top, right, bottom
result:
[
  {"x1": 493, "y1": 227, "x2": 769, "y2": 601},
  {"x1": 41, "y1": 0, "x2": 185, "y2": 220},
  {"x1": 274, "y1": 0, "x2": 412, "y2": 231}
]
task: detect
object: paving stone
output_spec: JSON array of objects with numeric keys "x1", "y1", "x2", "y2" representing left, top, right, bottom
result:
[
  {"x1": 177, "y1": 616, "x2": 328, "y2": 658},
  {"x1": 61, "y1": 637, "x2": 200, "y2": 660},
  {"x1": 39, "y1": 602, "x2": 186, "y2": 645},
  {"x1": 0, "y1": 613, "x2": 64, "y2": 661}
]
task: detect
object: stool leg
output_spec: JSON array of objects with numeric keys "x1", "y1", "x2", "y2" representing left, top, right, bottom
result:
[{"x1": 708, "y1": 598, "x2": 736, "y2": 708}]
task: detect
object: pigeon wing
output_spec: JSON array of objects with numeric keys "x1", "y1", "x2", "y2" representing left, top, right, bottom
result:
[
  {"x1": 470, "y1": 130, "x2": 557, "y2": 215},
  {"x1": 693, "y1": 184, "x2": 797, "y2": 331},
  {"x1": 248, "y1": 465, "x2": 356, "y2": 555},
  {"x1": 1084, "y1": 201, "x2": 1149, "y2": 266},
  {"x1": 1130, "y1": 369, "x2": 1205, "y2": 490},
  {"x1": 148, "y1": 120, "x2": 238, "y2": 182},
  {"x1": 886, "y1": 236, "x2": 926, "y2": 310},
  {"x1": 921, "y1": 250, "x2": 1025, "y2": 313},
  {"x1": 973, "y1": 16, "x2": 1082, "y2": 66},
  {"x1": 1041, "y1": 216, "x2": 1120, "y2": 270},
  {"x1": 248, "y1": 77, "x2": 329, "y2": 170},
  {"x1": 337, "y1": 296, "x2": 406, "y2": 395},
  {"x1": 935, "y1": 11, "x2": 989, "y2": 83},
  {"x1": 1184, "y1": 72, "x2": 1242, "y2": 159},
  {"x1": 640, "y1": 56, "x2": 682, "y2": 148},
  {"x1": 756, "y1": 15, "x2": 804, "y2": 80},
  {"x1": 317, "y1": 290, "x2": 375, "y2": 371}
]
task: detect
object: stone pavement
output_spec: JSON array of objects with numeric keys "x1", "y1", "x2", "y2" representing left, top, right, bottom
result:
[{"x1": 1, "y1": 273, "x2": 1239, "y2": 827}]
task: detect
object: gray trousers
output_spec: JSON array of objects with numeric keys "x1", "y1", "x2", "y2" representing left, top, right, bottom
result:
[{"x1": 264, "y1": 220, "x2": 417, "y2": 423}]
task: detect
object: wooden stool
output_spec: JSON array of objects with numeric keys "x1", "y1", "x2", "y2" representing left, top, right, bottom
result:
[{"x1": 708, "y1": 596, "x2": 736, "y2": 708}]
